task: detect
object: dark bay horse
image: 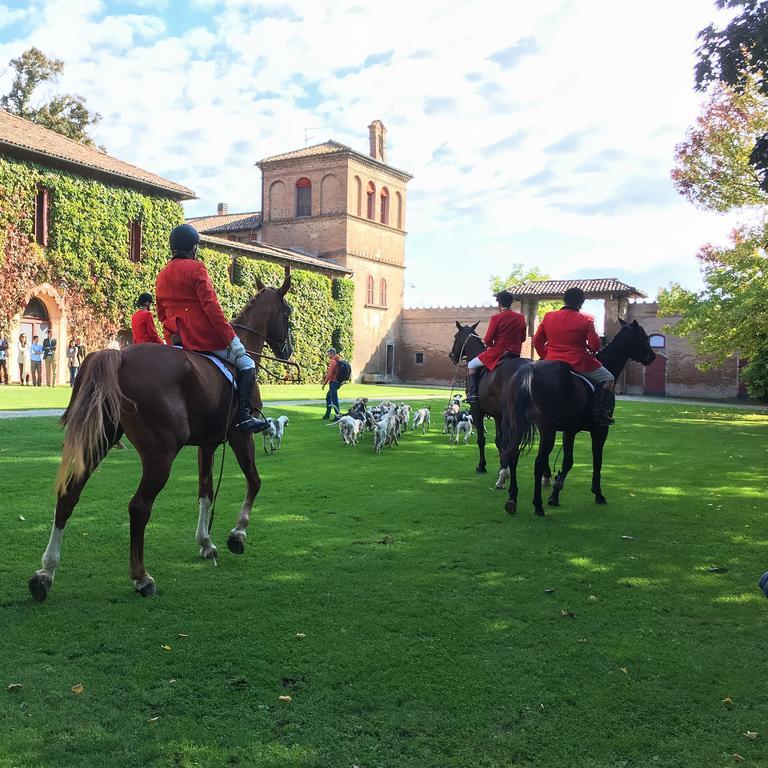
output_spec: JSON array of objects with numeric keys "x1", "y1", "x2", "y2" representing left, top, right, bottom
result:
[
  {"x1": 449, "y1": 322, "x2": 530, "y2": 486},
  {"x1": 502, "y1": 319, "x2": 656, "y2": 516},
  {"x1": 29, "y1": 268, "x2": 293, "y2": 601}
]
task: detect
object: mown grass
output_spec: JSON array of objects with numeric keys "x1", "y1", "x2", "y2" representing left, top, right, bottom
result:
[
  {"x1": 1, "y1": 401, "x2": 767, "y2": 768},
  {"x1": 0, "y1": 383, "x2": 450, "y2": 411}
]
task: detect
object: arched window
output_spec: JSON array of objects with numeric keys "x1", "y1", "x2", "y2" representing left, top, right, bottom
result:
[
  {"x1": 380, "y1": 278, "x2": 387, "y2": 308},
  {"x1": 366, "y1": 181, "x2": 376, "y2": 220},
  {"x1": 649, "y1": 334, "x2": 666, "y2": 348},
  {"x1": 296, "y1": 177, "x2": 311, "y2": 217},
  {"x1": 366, "y1": 275, "x2": 375, "y2": 305},
  {"x1": 23, "y1": 297, "x2": 49, "y2": 320},
  {"x1": 354, "y1": 176, "x2": 362, "y2": 216},
  {"x1": 395, "y1": 191, "x2": 403, "y2": 229},
  {"x1": 380, "y1": 186, "x2": 389, "y2": 225}
]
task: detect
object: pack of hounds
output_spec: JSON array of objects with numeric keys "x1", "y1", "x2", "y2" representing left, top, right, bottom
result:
[{"x1": 330, "y1": 394, "x2": 472, "y2": 453}]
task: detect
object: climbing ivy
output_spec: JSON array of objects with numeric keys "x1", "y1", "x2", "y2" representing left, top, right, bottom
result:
[{"x1": 0, "y1": 155, "x2": 353, "y2": 382}]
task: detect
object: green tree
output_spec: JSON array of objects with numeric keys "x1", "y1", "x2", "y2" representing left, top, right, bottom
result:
[
  {"x1": 489, "y1": 264, "x2": 558, "y2": 317},
  {"x1": 671, "y1": 69, "x2": 768, "y2": 211},
  {"x1": 0, "y1": 47, "x2": 101, "y2": 145}
]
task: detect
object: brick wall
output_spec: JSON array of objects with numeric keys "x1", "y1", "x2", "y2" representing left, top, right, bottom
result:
[{"x1": 624, "y1": 302, "x2": 739, "y2": 398}]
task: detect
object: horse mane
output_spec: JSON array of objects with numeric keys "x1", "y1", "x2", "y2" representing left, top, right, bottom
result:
[{"x1": 232, "y1": 288, "x2": 267, "y2": 325}]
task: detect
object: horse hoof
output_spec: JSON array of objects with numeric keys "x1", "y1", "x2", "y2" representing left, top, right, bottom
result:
[
  {"x1": 476, "y1": 465, "x2": 487, "y2": 474},
  {"x1": 548, "y1": 497, "x2": 559, "y2": 507},
  {"x1": 199, "y1": 545, "x2": 219, "y2": 560},
  {"x1": 595, "y1": 495, "x2": 607, "y2": 505},
  {"x1": 136, "y1": 580, "x2": 156, "y2": 598},
  {"x1": 535, "y1": 508, "x2": 546, "y2": 517},
  {"x1": 28, "y1": 572, "x2": 52, "y2": 602},
  {"x1": 505, "y1": 500, "x2": 517, "y2": 515},
  {"x1": 227, "y1": 533, "x2": 245, "y2": 555}
]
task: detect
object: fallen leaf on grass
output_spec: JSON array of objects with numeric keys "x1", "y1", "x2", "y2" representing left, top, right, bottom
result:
[
  {"x1": 7, "y1": 683, "x2": 22, "y2": 692},
  {"x1": 733, "y1": 753, "x2": 745, "y2": 763},
  {"x1": 588, "y1": 595, "x2": 598, "y2": 602},
  {"x1": 161, "y1": 644, "x2": 171, "y2": 651},
  {"x1": 168, "y1": 679, "x2": 176, "y2": 684},
  {"x1": 707, "y1": 566, "x2": 728, "y2": 573},
  {"x1": 576, "y1": 638, "x2": 587, "y2": 643},
  {"x1": 177, "y1": 633, "x2": 188, "y2": 639},
  {"x1": 619, "y1": 667, "x2": 628, "y2": 674},
  {"x1": 18, "y1": 515, "x2": 25, "y2": 521},
  {"x1": 147, "y1": 716, "x2": 160, "y2": 724},
  {"x1": 744, "y1": 731, "x2": 759, "y2": 740},
  {"x1": 71, "y1": 683, "x2": 84, "y2": 695},
  {"x1": 278, "y1": 695, "x2": 292, "y2": 702},
  {"x1": 560, "y1": 610, "x2": 576, "y2": 618},
  {"x1": 621, "y1": 535, "x2": 634, "y2": 540},
  {"x1": 723, "y1": 697, "x2": 734, "y2": 705},
  {"x1": 543, "y1": 588, "x2": 555, "y2": 594},
  {"x1": 296, "y1": 633, "x2": 305, "y2": 640}
]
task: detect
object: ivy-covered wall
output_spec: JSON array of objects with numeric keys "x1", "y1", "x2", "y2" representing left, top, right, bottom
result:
[{"x1": 0, "y1": 154, "x2": 354, "y2": 383}]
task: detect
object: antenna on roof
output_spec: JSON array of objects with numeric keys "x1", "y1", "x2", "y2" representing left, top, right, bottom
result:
[{"x1": 304, "y1": 127, "x2": 318, "y2": 146}]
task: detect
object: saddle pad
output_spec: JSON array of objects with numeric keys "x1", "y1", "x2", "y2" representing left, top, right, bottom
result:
[
  {"x1": 193, "y1": 352, "x2": 237, "y2": 390},
  {"x1": 571, "y1": 371, "x2": 595, "y2": 393}
]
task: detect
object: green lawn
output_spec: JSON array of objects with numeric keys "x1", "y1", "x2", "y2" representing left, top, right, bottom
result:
[
  {"x1": 0, "y1": 383, "x2": 451, "y2": 411},
  {"x1": 1, "y1": 401, "x2": 767, "y2": 767}
]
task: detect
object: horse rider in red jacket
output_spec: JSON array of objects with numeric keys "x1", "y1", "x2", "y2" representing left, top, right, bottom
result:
[
  {"x1": 466, "y1": 290, "x2": 527, "y2": 403},
  {"x1": 532, "y1": 286, "x2": 615, "y2": 425},
  {"x1": 155, "y1": 223, "x2": 268, "y2": 434},
  {"x1": 131, "y1": 293, "x2": 164, "y2": 345}
]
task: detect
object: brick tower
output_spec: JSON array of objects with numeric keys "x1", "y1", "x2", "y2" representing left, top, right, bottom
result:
[{"x1": 257, "y1": 121, "x2": 412, "y2": 380}]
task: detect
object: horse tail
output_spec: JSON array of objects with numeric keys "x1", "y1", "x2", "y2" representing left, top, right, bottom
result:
[
  {"x1": 503, "y1": 365, "x2": 539, "y2": 460},
  {"x1": 55, "y1": 350, "x2": 125, "y2": 496}
]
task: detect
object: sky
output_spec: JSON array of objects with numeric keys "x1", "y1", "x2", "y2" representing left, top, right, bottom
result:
[{"x1": 0, "y1": 0, "x2": 740, "y2": 310}]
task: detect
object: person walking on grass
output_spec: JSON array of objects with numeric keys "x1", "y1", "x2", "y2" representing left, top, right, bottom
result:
[
  {"x1": 30, "y1": 335, "x2": 43, "y2": 386},
  {"x1": 0, "y1": 334, "x2": 8, "y2": 385},
  {"x1": 321, "y1": 347, "x2": 342, "y2": 420},
  {"x1": 17, "y1": 333, "x2": 30, "y2": 385},
  {"x1": 66, "y1": 339, "x2": 79, "y2": 386},
  {"x1": 42, "y1": 328, "x2": 57, "y2": 386}
]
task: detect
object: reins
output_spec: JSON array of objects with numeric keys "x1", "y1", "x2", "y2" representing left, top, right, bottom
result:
[{"x1": 447, "y1": 331, "x2": 484, "y2": 407}]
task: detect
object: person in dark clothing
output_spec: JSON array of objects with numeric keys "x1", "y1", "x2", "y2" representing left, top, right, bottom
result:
[
  {"x1": 321, "y1": 347, "x2": 342, "y2": 419},
  {"x1": 0, "y1": 335, "x2": 8, "y2": 385},
  {"x1": 42, "y1": 329, "x2": 57, "y2": 386}
]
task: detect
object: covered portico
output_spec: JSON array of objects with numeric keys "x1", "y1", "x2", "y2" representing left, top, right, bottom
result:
[{"x1": 507, "y1": 277, "x2": 646, "y2": 349}]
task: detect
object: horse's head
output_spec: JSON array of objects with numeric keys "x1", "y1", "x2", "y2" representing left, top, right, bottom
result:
[
  {"x1": 448, "y1": 321, "x2": 481, "y2": 363},
  {"x1": 237, "y1": 266, "x2": 294, "y2": 359},
  {"x1": 616, "y1": 318, "x2": 656, "y2": 366}
]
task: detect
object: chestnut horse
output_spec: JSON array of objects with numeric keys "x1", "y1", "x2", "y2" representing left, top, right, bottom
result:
[
  {"x1": 448, "y1": 322, "x2": 530, "y2": 486},
  {"x1": 29, "y1": 268, "x2": 293, "y2": 601},
  {"x1": 502, "y1": 319, "x2": 656, "y2": 517}
]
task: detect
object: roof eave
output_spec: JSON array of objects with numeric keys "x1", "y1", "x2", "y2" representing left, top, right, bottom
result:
[{"x1": 0, "y1": 140, "x2": 197, "y2": 200}]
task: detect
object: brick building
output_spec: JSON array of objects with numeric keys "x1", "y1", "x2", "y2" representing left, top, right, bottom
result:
[{"x1": 193, "y1": 120, "x2": 412, "y2": 380}]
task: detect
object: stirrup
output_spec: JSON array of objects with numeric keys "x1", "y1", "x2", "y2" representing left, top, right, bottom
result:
[{"x1": 236, "y1": 416, "x2": 270, "y2": 434}]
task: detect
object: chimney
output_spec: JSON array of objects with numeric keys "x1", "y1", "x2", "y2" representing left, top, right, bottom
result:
[
  {"x1": 368, "y1": 120, "x2": 387, "y2": 163},
  {"x1": 217, "y1": 202, "x2": 229, "y2": 215}
]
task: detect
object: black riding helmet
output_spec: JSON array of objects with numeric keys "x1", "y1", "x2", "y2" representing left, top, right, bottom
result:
[
  {"x1": 169, "y1": 223, "x2": 200, "y2": 253},
  {"x1": 137, "y1": 292, "x2": 153, "y2": 307}
]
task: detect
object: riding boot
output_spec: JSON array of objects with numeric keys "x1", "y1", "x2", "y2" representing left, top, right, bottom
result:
[
  {"x1": 234, "y1": 368, "x2": 270, "y2": 433},
  {"x1": 593, "y1": 386, "x2": 615, "y2": 426},
  {"x1": 466, "y1": 371, "x2": 479, "y2": 403}
]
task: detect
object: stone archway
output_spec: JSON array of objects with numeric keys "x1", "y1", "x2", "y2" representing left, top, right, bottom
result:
[{"x1": 10, "y1": 283, "x2": 67, "y2": 385}]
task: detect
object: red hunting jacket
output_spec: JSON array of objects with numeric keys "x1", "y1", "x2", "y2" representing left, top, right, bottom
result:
[
  {"x1": 477, "y1": 310, "x2": 527, "y2": 371},
  {"x1": 131, "y1": 309, "x2": 164, "y2": 345},
  {"x1": 155, "y1": 258, "x2": 235, "y2": 352},
  {"x1": 533, "y1": 307, "x2": 602, "y2": 372}
]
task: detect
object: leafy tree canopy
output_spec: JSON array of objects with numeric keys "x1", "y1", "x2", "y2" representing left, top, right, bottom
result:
[
  {"x1": 695, "y1": 0, "x2": 768, "y2": 95},
  {"x1": 0, "y1": 47, "x2": 101, "y2": 146},
  {"x1": 489, "y1": 263, "x2": 549, "y2": 294}
]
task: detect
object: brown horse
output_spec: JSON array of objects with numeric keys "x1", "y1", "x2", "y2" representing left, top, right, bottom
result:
[
  {"x1": 448, "y1": 322, "x2": 530, "y2": 485},
  {"x1": 29, "y1": 268, "x2": 293, "y2": 601}
]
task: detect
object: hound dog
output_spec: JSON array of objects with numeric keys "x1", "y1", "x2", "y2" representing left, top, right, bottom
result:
[
  {"x1": 412, "y1": 408, "x2": 431, "y2": 434},
  {"x1": 263, "y1": 415, "x2": 289, "y2": 453}
]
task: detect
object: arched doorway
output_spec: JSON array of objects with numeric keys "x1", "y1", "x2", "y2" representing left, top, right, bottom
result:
[
  {"x1": 20, "y1": 297, "x2": 51, "y2": 341},
  {"x1": 644, "y1": 354, "x2": 667, "y2": 396}
]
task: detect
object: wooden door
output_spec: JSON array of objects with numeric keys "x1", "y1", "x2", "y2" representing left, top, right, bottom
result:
[{"x1": 644, "y1": 354, "x2": 666, "y2": 396}]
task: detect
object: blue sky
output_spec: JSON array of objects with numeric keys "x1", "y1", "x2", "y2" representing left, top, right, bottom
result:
[{"x1": 0, "y1": 0, "x2": 738, "y2": 310}]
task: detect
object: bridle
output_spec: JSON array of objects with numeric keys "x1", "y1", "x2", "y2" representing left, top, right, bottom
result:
[{"x1": 230, "y1": 321, "x2": 302, "y2": 384}]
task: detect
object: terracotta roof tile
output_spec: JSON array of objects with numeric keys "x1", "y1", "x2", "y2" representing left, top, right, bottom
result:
[
  {"x1": 258, "y1": 140, "x2": 349, "y2": 163},
  {"x1": 507, "y1": 278, "x2": 646, "y2": 299},
  {"x1": 0, "y1": 109, "x2": 195, "y2": 199},
  {"x1": 199, "y1": 234, "x2": 350, "y2": 275},
  {"x1": 186, "y1": 212, "x2": 262, "y2": 234}
]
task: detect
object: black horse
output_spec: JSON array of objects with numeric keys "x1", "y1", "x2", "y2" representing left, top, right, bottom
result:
[
  {"x1": 502, "y1": 318, "x2": 656, "y2": 516},
  {"x1": 448, "y1": 322, "x2": 530, "y2": 485}
]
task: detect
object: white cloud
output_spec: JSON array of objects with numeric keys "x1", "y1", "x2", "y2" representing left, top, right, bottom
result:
[{"x1": 0, "y1": 0, "x2": 737, "y2": 305}]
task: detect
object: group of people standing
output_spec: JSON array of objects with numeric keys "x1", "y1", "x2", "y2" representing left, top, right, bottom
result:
[{"x1": 0, "y1": 329, "x2": 86, "y2": 387}]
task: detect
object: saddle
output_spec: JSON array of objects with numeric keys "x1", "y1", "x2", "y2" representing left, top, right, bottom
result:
[
  {"x1": 191, "y1": 352, "x2": 237, "y2": 390},
  {"x1": 476, "y1": 352, "x2": 520, "y2": 381}
]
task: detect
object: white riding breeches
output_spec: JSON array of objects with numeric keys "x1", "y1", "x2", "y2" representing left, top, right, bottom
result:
[
  {"x1": 581, "y1": 365, "x2": 614, "y2": 385},
  {"x1": 467, "y1": 356, "x2": 485, "y2": 370},
  {"x1": 211, "y1": 335, "x2": 255, "y2": 371}
]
